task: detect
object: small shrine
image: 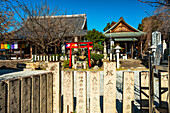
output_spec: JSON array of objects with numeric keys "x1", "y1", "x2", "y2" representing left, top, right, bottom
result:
[{"x1": 65, "y1": 42, "x2": 93, "y2": 69}]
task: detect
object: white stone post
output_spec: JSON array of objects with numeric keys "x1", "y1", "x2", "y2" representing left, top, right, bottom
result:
[
  {"x1": 114, "y1": 45, "x2": 121, "y2": 68},
  {"x1": 116, "y1": 51, "x2": 120, "y2": 68},
  {"x1": 32, "y1": 55, "x2": 34, "y2": 60},
  {"x1": 49, "y1": 55, "x2": 51, "y2": 61},
  {"x1": 46, "y1": 55, "x2": 48, "y2": 61},
  {"x1": 104, "y1": 41, "x2": 107, "y2": 60},
  {"x1": 53, "y1": 56, "x2": 55, "y2": 61},
  {"x1": 162, "y1": 40, "x2": 167, "y2": 60},
  {"x1": 72, "y1": 55, "x2": 75, "y2": 68},
  {"x1": 110, "y1": 53, "x2": 112, "y2": 61},
  {"x1": 56, "y1": 56, "x2": 58, "y2": 61},
  {"x1": 37, "y1": 55, "x2": 39, "y2": 61},
  {"x1": 43, "y1": 55, "x2": 46, "y2": 61},
  {"x1": 40, "y1": 55, "x2": 42, "y2": 61}
]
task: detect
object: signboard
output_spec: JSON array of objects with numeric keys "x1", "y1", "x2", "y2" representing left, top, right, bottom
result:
[
  {"x1": 152, "y1": 31, "x2": 161, "y2": 45},
  {"x1": 154, "y1": 44, "x2": 162, "y2": 74}
]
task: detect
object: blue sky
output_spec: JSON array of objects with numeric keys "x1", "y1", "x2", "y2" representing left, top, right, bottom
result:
[{"x1": 16, "y1": 0, "x2": 154, "y2": 32}]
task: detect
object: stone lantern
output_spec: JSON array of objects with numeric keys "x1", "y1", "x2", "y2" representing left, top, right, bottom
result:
[
  {"x1": 114, "y1": 45, "x2": 122, "y2": 68},
  {"x1": 149, "y1": 45, "x2": 157, "y2": 58}
]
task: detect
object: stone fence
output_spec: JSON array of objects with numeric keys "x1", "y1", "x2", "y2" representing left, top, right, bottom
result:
[
  {"x1": 0, "y1": 61, "x2": 168, "y2": 113},
  {"x1": 0, "y1": 71, "x2": 53, "y2": 113}
]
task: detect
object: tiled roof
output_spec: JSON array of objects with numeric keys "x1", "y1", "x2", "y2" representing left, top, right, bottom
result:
[{"x1": 14, "y1": 14, "x2": 87, "y2": 39}]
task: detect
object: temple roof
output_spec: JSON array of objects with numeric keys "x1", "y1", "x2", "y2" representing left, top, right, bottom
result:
[
  {"x1": 103, "y1": 17, "x2": 144, "y2": 38},
  {"x1": 14, "y1": 14, "x2": 88, "y2": 39}
]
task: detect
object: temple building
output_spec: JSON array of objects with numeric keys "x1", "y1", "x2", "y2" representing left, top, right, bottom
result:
[
  {"x1": 103, "y1": 17, "x2": 145, "y2": 59},
  {"x1": 0, "y1": 14, "x2": 87, "y2": 59}
]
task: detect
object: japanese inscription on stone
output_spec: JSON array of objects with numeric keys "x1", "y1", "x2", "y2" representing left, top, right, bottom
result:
[{"x1": 76, "y1": 71, "x2": 87, "y2": 113}]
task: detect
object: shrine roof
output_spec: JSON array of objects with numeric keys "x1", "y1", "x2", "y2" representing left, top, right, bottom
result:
[{"x1": 103, "y1": 17, "x2": 144, "y2": 36}]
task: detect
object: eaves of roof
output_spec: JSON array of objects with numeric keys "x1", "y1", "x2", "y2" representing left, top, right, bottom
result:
[{"x1": 104, "y1": 32, "x2": 145, "y2": 38}]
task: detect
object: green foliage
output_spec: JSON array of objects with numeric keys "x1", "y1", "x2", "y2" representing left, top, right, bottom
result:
[
  {"x1": 103, "y1": 21, "x2": 116, "y2": 32},
  {"x1": 91, "y1": 54, "x2": 104, "y2": 61},
  {"x1": 63, "y1": 60, "x2": 69, "y2": 68},
  {"x1": 93, "y1": 43, "x2": 104, "y2": 51},
  {"x1": 85, "y1": 29, "x2": 105, "y2": 43},
  {"x1": 85, "y1": 29, "x2": 105, "y2": 51}
]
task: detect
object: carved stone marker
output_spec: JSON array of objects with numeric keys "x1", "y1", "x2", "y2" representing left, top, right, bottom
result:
[
  {"x1": 140, "y1": 71, "x2": 149, "y2": 112},
  {"x1": 21, "y1": 77, "x2": 31, "y2": 113},
  {"x1": 123, "y1": 72, "x2": 134, "y2": 113},
  {"x1": 90, "y1": 71, "x2": 101, "y2": 113},
  {"x1": 47, "y1": 73, "x2": 53, "y2": 113},
  {"x1": 0, "y1": 81, "x2": 7, "y2": 113},
  {"x1": 40, "y1": 74, "x2": 47, "y2": 113},
  {"x1": 104, "y1": 62, "x2": 117, "y2": 113},
  {"x1": 32, "y1": 75, "x2": 40, "y2": 113},
  {"x1": 63, "y1": 71, "x2": 74, "y2": 113},
  {"x1": 76, "y1": 71, "x2": 87, "y2": 113},
  {"x1": 47, "y1": 62, "x2": 61, "y2": 113},
  {"x1": 8, "y1": 79, "x2": 20, "y2": 113}
]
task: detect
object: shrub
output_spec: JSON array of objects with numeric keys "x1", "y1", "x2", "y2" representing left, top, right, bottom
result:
[
  {"x1": 91, "y1": 54, "x2": 104, "y2": 61},
  {"x1": 63, "y1": 60, "x2": 69, "y2": 68}
]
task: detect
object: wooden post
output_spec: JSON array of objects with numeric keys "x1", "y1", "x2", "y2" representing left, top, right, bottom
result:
[
  {"x1": 30, "y1": 43, "x2": 32, "y2": 59},
  {"x1": 125, "y1": 42, "x2": 127, "y2": 56},
  {"x1": 149, "y1": 55, "x2": 154, "y2": 113},
  {"x1": 168, "y1": 55, "x2": 170, "y2": 113},
  {"x1": 131, "y1": 42, "x2": 134, "y2": 59},
  {"x1": 20, "y1": 46, "x2": 22, "y2": 59},
  {"x1": 35, "y1": 45, "x2": 37, "y2": 55},
  {"x1": 55, "y1": 45, "x2": 57, "y2": 54}
]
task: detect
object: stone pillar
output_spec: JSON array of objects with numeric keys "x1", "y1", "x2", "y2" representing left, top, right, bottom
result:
[
  {"x1": 160, "y1": 72, "x2": 168, "y2": 108},
  {"x1": 104, "y1": 41, "x2": 107, "y2": 59},
  {"x1": 8, "y1": 79, "x2": 21, "y2": 113},
  {"x1": 110, "y1": 38, "x2": 114, "y2": 52},
  {"x1": 110, "y1": 53, "x2": 112, "y2": 61},
  {"x1": 21, "y1": 77, "x2": 32, "y2": 113},
  {"x1": 63, "y1": 71, "x2": 74, "y2": 113},
  {"x1": 72, "y1": 55, "x2": 75, "y2": 68},
  {"x1": 62, "y1": 44, "x2": 65, "y2": 54},
  {"x1": 37, "y1": 55, "x2": 39, "y2": 61},
  {"x1": 0, "y1": 82, "x2": 7, "y2": 113},
  {"x1": 90, "y1": 71, "x2": 101, "y2": 113},
  {"x1": 140, "y1": 71, "x2": 149, "y2": 112},
  {"x1": 76, "y1": 71, "x2": 87, "y2": 113},
  {"x1": 47, "y1": 62, "x2": 61, "y2": 113},
  {"x1": 104, "y1": 62, "x2": 117, "y2": 113},
  {"x1": 162, "y1": 40, "x2": 167, "y2": 60},
  {"x1": 123, "y1": 72, "x2": 134, "y2": 113}
]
